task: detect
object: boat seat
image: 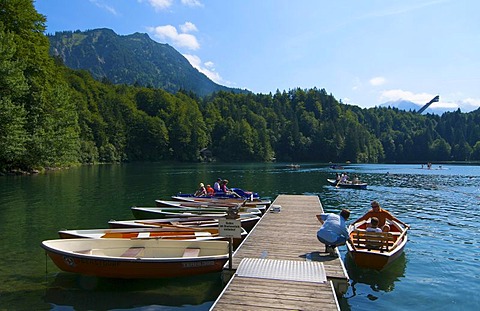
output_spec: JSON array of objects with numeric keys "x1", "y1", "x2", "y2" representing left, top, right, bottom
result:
[
  {"x1": 352, "y1": 230, "x2": 394, "y2": 252},
  {"x1": 75, "y1": 249, "x2": 92, "y2": 254},
  {"x1": 182, "y1": 247, "x2": 201, "y2": 257},
  {"x1": 121, "y1": 247, "x2": 145, "y2": 257},
  {"x1": 75, "y1": 249, "x2": 106, "y2": 256}
]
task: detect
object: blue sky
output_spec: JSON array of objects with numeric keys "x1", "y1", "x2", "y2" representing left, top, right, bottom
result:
[{"x1": 34, "y1": 0, "x2": 480, "y2": 112}]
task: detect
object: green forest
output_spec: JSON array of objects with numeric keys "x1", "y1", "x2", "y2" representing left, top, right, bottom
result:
[{"x1": 2, "y1": 0, "x2": 480, "y2": 173}]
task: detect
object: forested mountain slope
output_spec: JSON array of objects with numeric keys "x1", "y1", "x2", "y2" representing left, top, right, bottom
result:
[{"x1": 48, "y1": 28, "x2": 247, "y2": 96}]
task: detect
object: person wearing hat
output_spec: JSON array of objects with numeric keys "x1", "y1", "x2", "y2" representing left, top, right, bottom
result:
[
  {"x1": 194, "y1": 182, "x2": 207, "y2": 197},
  {"x1": 213, "y1": 178, "x2": 222, "y2": 192},
  {"x1": 221, "y1": 179, "x2": 230, "y2": 193}
]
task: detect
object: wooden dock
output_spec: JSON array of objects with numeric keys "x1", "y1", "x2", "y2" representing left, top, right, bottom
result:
[{"x1": 210, "y1": 194, "x2": 349, "y2": 311}]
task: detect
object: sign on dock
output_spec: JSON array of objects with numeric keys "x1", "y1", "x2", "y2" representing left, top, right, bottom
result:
[{"x1": 218, "y1": 218, "x2": 242, "y2": 238}]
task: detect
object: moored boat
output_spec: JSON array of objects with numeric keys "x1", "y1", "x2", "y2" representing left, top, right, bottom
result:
[
  {"x1": 41, "y1": 238, "x2": 229, "y2": 278},
  {"x1": 58, "y1": 226, "x2": 247, "y2": 249},
  {"x1": 154, "y1": 199, "x2": 267, "y2": 214},
  {"x1": 346, "y1": 219, "x2": 408, "y2": 270},
  {"x1": 108, "y1": 213, "x2": 261, "y2": 232},
  {"x1": 130, "y1": 206, "x2": 262, "y2": 220},
  {"x1": 175, "y1": 187, "x2": 260, "y2": 200},
  {"x1": 327, "y1": 178, "x2": 367, "y2": 189},
  {"x1": 171, "y1": 196, "x2": 271, "y2": 207}
]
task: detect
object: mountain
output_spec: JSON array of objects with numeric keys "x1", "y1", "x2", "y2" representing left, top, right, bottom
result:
[
  {"x1": 48, "y1": 28, "x2": 248, "y2": 96},
  {"x1": 380, "y1": 100, "x2": 421, "y2": 112},
  {"x1": 380, "y1": 99, "x2": 460, "y2": 115}
]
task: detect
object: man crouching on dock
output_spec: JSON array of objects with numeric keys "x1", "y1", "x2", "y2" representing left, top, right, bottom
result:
[{"x1": 316, "y1": 209, "x2": 355, "y2": 256}]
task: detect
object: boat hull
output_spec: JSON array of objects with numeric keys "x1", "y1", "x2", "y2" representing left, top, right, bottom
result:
[
  {"x1": 347, "y1": 243, "x2": 406, "y2": 270},
  {"x1": 171, "y1": 196, "x2": 271, "y2": 206},
  {"x1": 327, "y1": 178, "x2": 367, "y2": 189},
  {"x1": 155, "y1": 199, "x2": 267, "y2": 214},
  {"x1": 346, "y1": 220, "x2": 408, "y2": 270},
  {"x1": 42, "y1": 239, "x2": 229, "y2": 279},
  {"x1": 130, "y1": 206, "x2": 261, "y2": 220},
  {"x1": 175, "y1": 187, "x2": 260, "y2": 200},
  {"x1": 58, "y1": 227, "x2": 247, "y2": 249},
  {"x1": 108, "y1": 214, "x2": 261, "y2": 233}
]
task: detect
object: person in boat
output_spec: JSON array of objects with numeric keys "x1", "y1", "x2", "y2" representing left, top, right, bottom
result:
[
  {"x1": 353, "y1": 200, "x2": 409, "y2": 231},
  {"x1": 352, "y1": 174, "x2": 360, "y2": 184},
  {"x1": 366, "y1": 217, "x2": 382, "y2": 233},
  {"x1": 206, "y1": 184, "x2": 215, "y2": 196},
  {"x1": 194, "y1": 183, "x2": 207, "y2": 197},
  {"x1": 340, "y1": 172, "x2": 349, "y2": 183},
  {"x1": 213, "y1": 178, "x2": 222, "y2": 192},
  {"x1": 221, "y1": 179, "x2": 230, "y2": 193},
  {"x1": 316, "y1": 209, "x2": 356, "y2": 256}
]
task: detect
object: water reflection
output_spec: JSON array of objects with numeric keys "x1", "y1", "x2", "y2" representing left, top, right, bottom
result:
[
  {"x1": 43, "y1": 272, "x2": 223, "y2": 310},
  {"x1": 345, "y1": 252, "x2": 407, "y2": 296}
]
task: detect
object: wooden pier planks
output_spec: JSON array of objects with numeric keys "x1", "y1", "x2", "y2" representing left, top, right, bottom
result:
[
  {"x1": 213, "y1": 277, "x2": 339, "y2": 310},
  {"x1": 210, "y1": 194, "x2": 349, "y2": 311}
]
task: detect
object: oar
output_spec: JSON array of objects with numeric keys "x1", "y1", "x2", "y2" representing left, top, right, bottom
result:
[
  {"x1": 346, "y1": 238, "x2": 357, "y2": 252},
  {"x1": 133, "y1": 221, "x2": 198, "y2": 230},
  {"x1": 389, "y1": 226, "x2": 409, "y2": 250},
  {"x1": 231, "y1": 190, "x2": 242, "y2": 198},
  {"x1": 134, "y1": 233, "x2": 216, "y2": 240},
  {"x1": 335, "y1": 179, "x2": 342, "y2": 188},
  {"x1": 167, "y1": 222, "x2": 216, "y2": 231}
]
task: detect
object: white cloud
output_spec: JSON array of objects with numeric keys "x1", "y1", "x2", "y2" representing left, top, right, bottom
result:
[
  {"x1": 342, "y1": 97, "x2": 352, "y2": 105},
  {"x1": 139, "y1": 0, "x2": 202, "y2": 10},
  {"x1": 183, "y1": 54, "x2": 223, "y2": 84},
  {"x1": 379, "y1": 89, "x2": 433, "y2": 106},
  {"x1": 455, "y1": 98, "x2": 480, "y2": 111},
  {"x1": 139, "y1": 0, "x2": 173, "y2": 11},
  {"x1": 181, "y1": 0, "x2": 203, "y2": 7},
  {"x1": 148, "y1": 24, "x2": 200, "y2": 50},
  {"x1": 179, "y1": 22, "x2": 198, "y2": 33},
  {"x1": 369, "y1": 76, "x2": 386, "y2": 86},
  {"x1": 90, "y1": 0, "x2": 118, "y2": 15},
  {"x1": 463, "y1": 98, "x2": 480, "y2": 108}
]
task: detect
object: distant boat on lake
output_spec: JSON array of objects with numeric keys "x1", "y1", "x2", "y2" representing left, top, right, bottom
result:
[{"x1": 326, "y1": 178, "x2": 367, "y2": 190}]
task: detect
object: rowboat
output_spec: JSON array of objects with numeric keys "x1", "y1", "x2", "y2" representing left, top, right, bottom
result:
[
  {"x1": 131, "y1": 206, "x2": 262, "y2": 220},
  {"x1": 346, "y1": 219, "x2": 408, "y2": 270},
  {"x1": 171, "y1": 196, "x2": 271, "y2": 207},
  {"x1": 175, "y1": 187, "x2": 260, "y2": 200},
  {"x1": 58, "y1": 226, "x2": 247, "y2": 249},
  {"x1": 41, "y1": 238, "x2": 229, "y2": 278},
  {"x1": 108, "y1": 214, "x2": 261, "y2": 232},
  {"x1": 326, "y1": 178, "x2": 367, "y2": 189},
  {"x1": 154, "y1": 199, "x2": 267, "y2": 214},
  {"x1": 58, "y1": 226, "x2": 247, "y2": 240}
]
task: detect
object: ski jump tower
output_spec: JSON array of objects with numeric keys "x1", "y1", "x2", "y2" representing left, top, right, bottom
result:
[{"x1": 417, "y1": 95, "x2": 440, "y2": 114}]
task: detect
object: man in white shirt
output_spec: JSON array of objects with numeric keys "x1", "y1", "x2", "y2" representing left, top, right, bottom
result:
[
  {"x1": 213, "y1": 178, "x2": 222, "y2": 192},
  {"x1": 316, "y1": 209, "x2": 355, "y2": 256}
]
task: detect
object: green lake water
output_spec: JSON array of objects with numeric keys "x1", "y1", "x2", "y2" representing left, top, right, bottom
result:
[{"x1": 0, "y1": 163, "x2": 478, "y2": 310}]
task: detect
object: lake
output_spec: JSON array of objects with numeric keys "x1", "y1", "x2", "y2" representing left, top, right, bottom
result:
[{"x1": 0, "y1": 163, "x2": 479, "y2": 310}]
